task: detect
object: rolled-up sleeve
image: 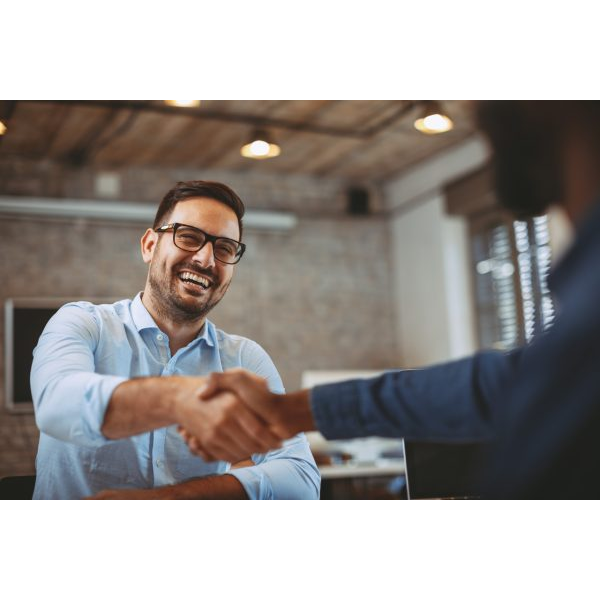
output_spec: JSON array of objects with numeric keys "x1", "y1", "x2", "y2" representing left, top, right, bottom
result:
[
  {"x1": 31, "y1": 304, "x2": 127, "y2": 447},
  {"x1": 230, "y1": 434, "x2": 321, "y2": 499},
  {"x1": 226, "y1": 340, "x2": 321, "y2": 499}
]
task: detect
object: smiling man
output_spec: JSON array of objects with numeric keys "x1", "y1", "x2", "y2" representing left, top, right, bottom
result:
[{"x1": 30, "y1": 180, "x2": 320, "y2": 500}]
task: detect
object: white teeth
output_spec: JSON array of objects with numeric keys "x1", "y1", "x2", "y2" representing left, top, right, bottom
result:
[{"x1": 179, "y1": 271, "x2": 210, "y2": 289}]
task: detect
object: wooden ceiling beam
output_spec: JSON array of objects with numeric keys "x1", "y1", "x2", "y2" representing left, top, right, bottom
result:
[{"x1": 28, "y1": 100, "x2": 418, "y2": 140}]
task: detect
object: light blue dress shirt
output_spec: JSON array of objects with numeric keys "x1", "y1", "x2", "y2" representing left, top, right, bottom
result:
[{"x1": 31, "y1": 293, "x2": 320, "y2": 499}]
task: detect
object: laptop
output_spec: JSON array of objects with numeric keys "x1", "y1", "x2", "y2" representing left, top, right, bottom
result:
[{"x1": 402, "y1": 439, "x2": 489, "y2": 499}]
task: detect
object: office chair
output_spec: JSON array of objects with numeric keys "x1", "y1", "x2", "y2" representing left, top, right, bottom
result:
[{"x1": 0, "y1": 475, "x2": 36, "y2": 499}]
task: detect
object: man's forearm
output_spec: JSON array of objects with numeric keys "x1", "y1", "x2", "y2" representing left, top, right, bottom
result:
[
  {"x1": 101, "y1": 376, "x2": 204, "y2": 439},
  {"x1": 103, "y1": 374, "x2": 282, "y2": 463},
  {"x1": 163, "y1": 474, "x2": 248, "y2": 499},
  {"x1": 89, "y1": 474, "x2": 248, "y2": 500},
  {"x1": 276, "y1": 388, "x2": 316, "y2": 437}
]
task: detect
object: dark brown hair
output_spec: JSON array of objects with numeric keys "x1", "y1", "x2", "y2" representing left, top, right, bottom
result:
[{"x1": 153, "y1": 180, "x2": 245, "y2": 239}]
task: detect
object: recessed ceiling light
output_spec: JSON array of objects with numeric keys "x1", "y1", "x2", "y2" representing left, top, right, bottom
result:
[
  {"x1": 240, "y1": 130, "x2": 281, "y2": 159},
  {"x1": 164, "y1": 100, "x2": 201, "y2": 108},
  {"x1": 414, "y1": 101, "x2": 454, "y2": 135}
]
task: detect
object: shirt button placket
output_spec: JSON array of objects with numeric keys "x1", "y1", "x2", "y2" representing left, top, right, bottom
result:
[{"x1": 155, "y1": 333, "x2": 170, "y2": 364}]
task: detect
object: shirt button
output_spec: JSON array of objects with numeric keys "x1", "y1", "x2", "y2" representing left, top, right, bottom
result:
[
  {"x1": 156, "y1": 334, "x2": 164, "y2": 341},
  {"x1": 156, "y1": 459, "x2": 162, "y2": 467}
]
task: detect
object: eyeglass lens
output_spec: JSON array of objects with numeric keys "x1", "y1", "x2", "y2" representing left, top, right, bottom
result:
[{"x1": 174, "y1": 226, "x2": 241, "y2": 263}]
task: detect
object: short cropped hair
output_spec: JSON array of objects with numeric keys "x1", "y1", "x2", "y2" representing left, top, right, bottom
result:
[{"x1": 153, "y1": 180, "x2": 245, "y2": 239}]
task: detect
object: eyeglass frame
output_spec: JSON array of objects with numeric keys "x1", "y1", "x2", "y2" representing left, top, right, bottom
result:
[{"x1": 154, "y1": 222, "x2": 246, "y2": 264}]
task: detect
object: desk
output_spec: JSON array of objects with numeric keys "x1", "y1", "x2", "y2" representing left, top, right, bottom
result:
[
  {"x1": 319, "y1": 460, "x2": 405, "y2": 480},
  {"x1": 306, "y1": 430, "x2": 406, "y2": 499},
  {"x1": 318, "y1": 460, "x2": 406, "y2": 499}
]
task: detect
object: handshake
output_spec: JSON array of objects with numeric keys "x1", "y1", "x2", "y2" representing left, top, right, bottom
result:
[{"x1": 174, "y1": 369, "x2": 315, "y2": 463}]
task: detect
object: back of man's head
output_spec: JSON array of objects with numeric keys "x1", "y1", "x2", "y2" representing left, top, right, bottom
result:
[{"x1": 476, "y1": 101, "x2": 600, "y2": 220}]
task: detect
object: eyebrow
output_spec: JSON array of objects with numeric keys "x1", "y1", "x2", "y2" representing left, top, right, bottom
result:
[{"x1": 173, "y1": 222, "x2": 241, "y2": 243}]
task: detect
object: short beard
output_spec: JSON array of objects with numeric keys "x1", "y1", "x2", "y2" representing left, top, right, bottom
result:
[
  {"x1": 147, "y1": 258, "x2": 230, "y2": 325},
  {"x1": 476, "y1": 101, "x2": 565, "y2": 219}
]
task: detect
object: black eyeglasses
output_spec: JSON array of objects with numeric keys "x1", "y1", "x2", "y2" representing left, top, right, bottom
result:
[{"x1": 154, "y1": 222, "x2": 246, "y2": 265}]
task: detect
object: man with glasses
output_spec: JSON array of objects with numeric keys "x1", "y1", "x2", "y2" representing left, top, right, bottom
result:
[{"x1": 30, "y1": 180, "x2": 320, "y2": 499}]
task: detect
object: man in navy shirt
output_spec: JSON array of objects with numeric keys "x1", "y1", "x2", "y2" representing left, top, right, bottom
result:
[{"x1": 182, "y1": 101, "x2": 600, "y2": 498}]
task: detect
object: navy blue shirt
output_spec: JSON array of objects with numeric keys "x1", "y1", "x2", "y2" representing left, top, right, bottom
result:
[{"x1": 311, "y1": 200, "x2": 600, "y2": 498}]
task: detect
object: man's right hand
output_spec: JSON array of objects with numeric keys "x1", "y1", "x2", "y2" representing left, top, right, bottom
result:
[
  {"x1": 173, "y1": 380, "x2": 283, "y2": 463},
  {"x1": 102, "y1": 375, "x2": 283, "y2": 464},
  {"x1": 178, "y1": 369, "x2": 316, "y2": 460}
]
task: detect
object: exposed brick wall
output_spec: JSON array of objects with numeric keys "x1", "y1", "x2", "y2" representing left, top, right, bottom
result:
[
  {"x1": 212, "y1": 215, "x2": 398, "y2": 388},
  {"x1": 0, "y1": 412, "x2": 39, "y2": 477},
  {"x1": 0, "y1": 157, "x2": 382, "y2": 215},
  {"x1": 0, "y1": 217, "x2": 148, "y2": 477},
  {"x1": 0, "y1": 161, "x2": 397, "y2": 478}
]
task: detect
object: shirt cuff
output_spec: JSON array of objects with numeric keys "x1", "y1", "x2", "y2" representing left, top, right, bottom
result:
[
  {"x1": 81, "y1": 374, "x2": 129, "y2": 444},
  {"x1": 310, "y1": 380, "x2": 367, "y2": 440},
  {"x1": 44, "y1": 372, "x2": 128, "y2": 446},
  {"x1": 228, "y1": 467, "x2": 273, "y2": 500}
]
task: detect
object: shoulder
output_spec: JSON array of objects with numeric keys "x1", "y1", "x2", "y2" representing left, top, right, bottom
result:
[
  {"x1": 57, "y1": 298, "x2": 129, "y2": 322},
  {"x1": 51, "y1": 301, "x2": 99, "y2": 329},
  {"x1": 209, "y1": 323, "x2": 284, "y2": 393},
  {"x1": 49, "y1": 298, "x2": 131, "y2": 339},
  {"x1": 212, "y1": 326, "x2": 271, "y2": 363}
]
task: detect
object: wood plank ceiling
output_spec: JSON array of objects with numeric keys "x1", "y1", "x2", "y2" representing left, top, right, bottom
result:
[{"x1": 0, "y1": 100, "x2": 476, "y2": 182}]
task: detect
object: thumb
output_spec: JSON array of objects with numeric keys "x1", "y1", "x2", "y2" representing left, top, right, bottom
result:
[{"x1": 197, "y1": 372, "x2": 222, "y2": 399}]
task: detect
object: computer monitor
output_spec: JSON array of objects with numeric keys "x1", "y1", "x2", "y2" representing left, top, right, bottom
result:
[
  {"x1": 403, "y1": 439, "x2": 489, "y2": 499},
  {"x1": 4, "y1": 299, "x2": 62, "y2": 413}
]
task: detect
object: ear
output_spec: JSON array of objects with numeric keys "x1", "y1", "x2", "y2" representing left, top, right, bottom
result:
[{"x1": 141, "y1": 229, "x2": 158, "y2": 264}]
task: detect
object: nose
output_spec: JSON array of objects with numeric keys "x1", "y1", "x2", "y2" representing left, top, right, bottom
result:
[{"x1": 192, "y1": 240, "x2": 216, "y2": 268}]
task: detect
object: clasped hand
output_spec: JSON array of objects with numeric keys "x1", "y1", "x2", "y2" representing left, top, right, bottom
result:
[{"x1": 176, "y1": 369, "x2": 289, "y2": 463}]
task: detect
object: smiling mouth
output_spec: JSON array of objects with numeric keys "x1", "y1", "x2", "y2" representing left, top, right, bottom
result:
[{"x1": 177, "y1": 271, "x2": 212, "y2": 290}]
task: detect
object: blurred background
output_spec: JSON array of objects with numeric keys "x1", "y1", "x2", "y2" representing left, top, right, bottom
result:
[{"x1": 0, "y1": 100, "x2": 573, "y2": 488}]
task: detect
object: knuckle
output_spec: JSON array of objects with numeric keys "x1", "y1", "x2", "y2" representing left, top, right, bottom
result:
[
  {"x1": 214, "y1": 415, "x2": 228, "y2": 429},
  {"x1": 215, "y1": 414, "x2": 233, "y2": 431},
  {"x1": 231, "y1": 368, "x2": 246, "y2": 382},
  {"x1": 249, "y1": 423, "x2": 263, "y2": 437},
  {"x1": 223, "y1": 395, "x2": 238, "y2": 411}
]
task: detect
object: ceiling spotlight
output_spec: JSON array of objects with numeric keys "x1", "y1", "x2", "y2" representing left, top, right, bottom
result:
[
  {"x1": 240, "y1": 129, "x2": 281, "y2": 159},
  {"x1": 0, "y1": 120, "x2": 6, "y2": 135},
  {"x1": 164, "y1": 100, "x2": 201, "y2": 108},
  {"x1": 414, "y1": 101, "x2": 454, "y2": 135}
]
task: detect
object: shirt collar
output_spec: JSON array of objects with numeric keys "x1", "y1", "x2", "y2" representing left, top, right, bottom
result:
[
  {"x1": 130, "y1": 292, "x2": 216, "y2": 347},
  {"x1": 131, "y1": 292, "x2": 159, "y2": 332}
]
